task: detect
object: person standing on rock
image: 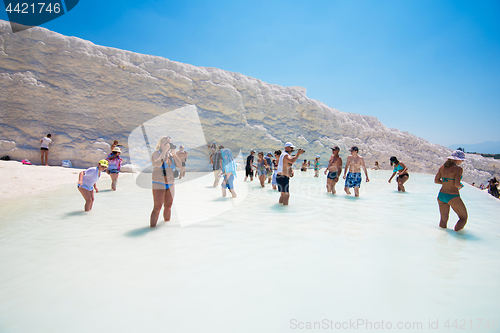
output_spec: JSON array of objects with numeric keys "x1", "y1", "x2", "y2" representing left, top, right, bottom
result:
[
  {"x1": 40, "y1": 133, "x2": 52, "y2": 166},
  {"x1": 343, "y1": 146, "x2": 369, "y2": 197},
  {"x1": 324, "y1": 146, "x2": 342, "y2": 194},
  {"x1": 434, "y1": 150, "x2": 468, "y2": 231},
  {"x1": 277, "y1": 142, "x2": 305, "y2": 205}
]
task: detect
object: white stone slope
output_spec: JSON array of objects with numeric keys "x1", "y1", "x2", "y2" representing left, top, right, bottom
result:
[{"x1": 0, "y1": 20, "x2": 497, "y2": 183}]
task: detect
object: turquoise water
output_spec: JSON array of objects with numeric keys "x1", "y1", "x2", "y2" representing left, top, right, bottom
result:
[{"x1": 0, "y1": 170, "x2": 499, "y2": 332}]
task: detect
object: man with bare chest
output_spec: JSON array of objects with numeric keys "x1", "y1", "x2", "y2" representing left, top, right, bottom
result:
[
  {"x1": 277, "y1": 142, "x2": 305, "y2": 205},
  {"x1": 343, "y1": 146, "x2": 369, "y2": 197},
  {"x1": 324, "y1": 146, "x2": 342, "y2": 194},
  {"x1": 176, "y1": 145, "x2": 188, "y2": 179}
]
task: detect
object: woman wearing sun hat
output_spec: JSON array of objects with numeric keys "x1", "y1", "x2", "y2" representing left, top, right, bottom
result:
[
  {"x1": 106, "y1": 147, "x2": 123, "y2": 191},
  {"x1": 434, "y1": 150, "x2": 468, "y2": 231},
  {"x1": 77, "y1": 159, "x2": 108, "y2": 211}
]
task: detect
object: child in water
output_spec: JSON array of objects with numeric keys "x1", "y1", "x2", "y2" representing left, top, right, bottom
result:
[{"x1": 77, "y1": 159, "x2": 108, "y2": 211}]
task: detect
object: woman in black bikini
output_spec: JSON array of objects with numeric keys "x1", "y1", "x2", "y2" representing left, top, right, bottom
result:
[
  {"x1": 388, "y1": 156, "x2": 409, "y2": 192},
  {"x1": 434, "y1": 150, "x2": 467, "y2": 231}
]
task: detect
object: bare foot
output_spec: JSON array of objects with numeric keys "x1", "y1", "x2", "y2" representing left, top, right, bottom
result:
[{"x1": 454, "y1": 221, "x2": 466, "y2": 231}]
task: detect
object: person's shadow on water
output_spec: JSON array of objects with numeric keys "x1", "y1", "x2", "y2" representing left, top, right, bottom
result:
[
  {"x1": 213, "y1": 197, "x2": 231, "y2": 202},
  {"x1": 270, "y1": 203, "x2": 289, "y2": 211},
  {"x1": 62, "y1": 211, "x2": 87, "y2": 218},
  {"x1": 124, "y1": 223, "x2": 220, "y2": 237},
  {"x1": 342, "y1": 195, "x2": 362, "y2": 200},
  {"x1": 125, "y1": 226, "x2": 159, "y2": 237},
  {"x1": 445, "y1": 228, "x2": 481, "y2": 241}
]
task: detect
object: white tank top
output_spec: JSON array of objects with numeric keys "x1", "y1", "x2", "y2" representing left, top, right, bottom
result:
[{"x1": 277, "y1": 152, "x2": 289, "y2": 173}]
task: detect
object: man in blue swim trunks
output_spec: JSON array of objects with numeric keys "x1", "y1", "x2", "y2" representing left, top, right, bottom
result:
[
  {"x1": 324, "y1": 146, "x2": 343, "y2": 194},
  {"x1": 343, "y1": 146, "x2": 369, "y2": 197}
]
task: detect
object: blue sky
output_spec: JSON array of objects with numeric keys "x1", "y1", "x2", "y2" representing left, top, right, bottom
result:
[{"x1": 2, "y1": 0, "x2": 499, "y2": 147}]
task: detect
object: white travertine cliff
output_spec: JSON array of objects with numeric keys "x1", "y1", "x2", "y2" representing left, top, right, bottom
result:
[{"x1": 0, "y1": 20, "x2": 497, "y2": 183}]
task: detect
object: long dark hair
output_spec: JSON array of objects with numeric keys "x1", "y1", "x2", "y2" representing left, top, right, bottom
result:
[{"x1": 389, "y1": 156, "x2": 399, "y2": 167}]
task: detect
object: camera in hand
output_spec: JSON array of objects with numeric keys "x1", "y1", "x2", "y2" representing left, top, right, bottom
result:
[{"x1": 169, "y1": 143, "x2": 177, "y2": 149}]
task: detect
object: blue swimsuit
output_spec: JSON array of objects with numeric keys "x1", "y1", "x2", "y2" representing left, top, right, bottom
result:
[
  {"x1": 394, "y1": 164, "x2": 409, "y2": 179},
  {"x1": 153, "y1": 158, "x2": 176, "y2": 190},
  {"x1": 438, "y1": 176, "x2": 462, "y2": 204}
]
